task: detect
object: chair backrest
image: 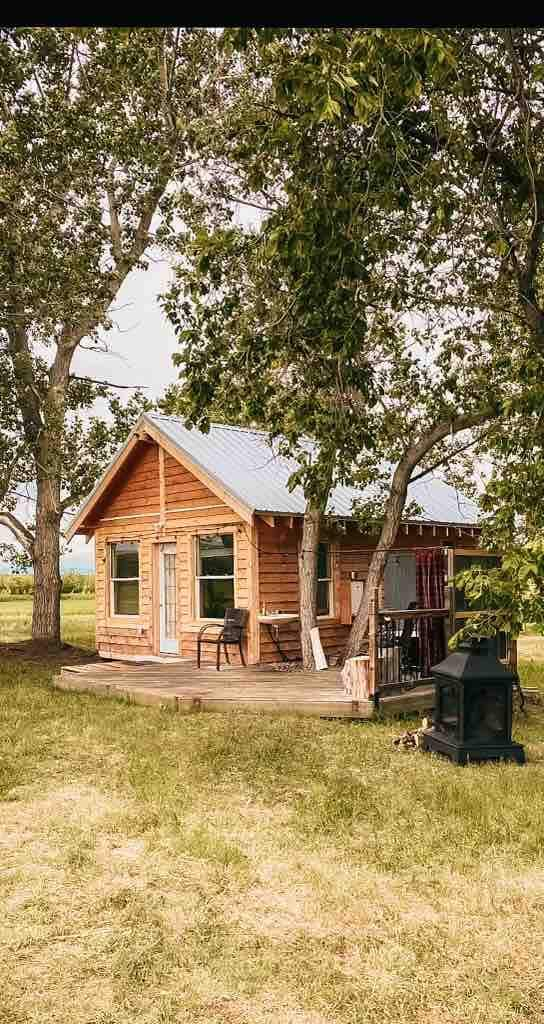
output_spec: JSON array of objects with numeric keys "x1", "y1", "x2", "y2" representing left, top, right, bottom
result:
[
  {"x1": 223, "y1": 607, "x2": 248, "y2": 642},
  {"x1": 400, "y1": 601, "x2": 417, "y2": 645},
  {"x1": 379, "y1": 619, "x2": 395, "y2": 645}
]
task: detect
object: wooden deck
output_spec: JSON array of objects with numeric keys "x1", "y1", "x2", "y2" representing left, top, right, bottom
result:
[{"x1": 54, "y1": 659, "x2": 435, "y2": 719}]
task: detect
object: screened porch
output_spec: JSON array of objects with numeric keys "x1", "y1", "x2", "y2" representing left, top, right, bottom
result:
[{"x1": 364, "y1": 547, "x2": 514, "y2": 696}]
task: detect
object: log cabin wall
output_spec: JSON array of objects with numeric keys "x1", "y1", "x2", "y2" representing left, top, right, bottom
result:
[
  {"x1": 95, "y1": 442, "x2": 160, "y2": 520},
  {"x1": 256, "y1": 517, "x2": 481, "y2": 664},
  {"x1": 257, "y1": 518, "x2": 300, "y2": 664},
  {"x1": 90, "y1": 440, "x2": 256, "y2": 663}
]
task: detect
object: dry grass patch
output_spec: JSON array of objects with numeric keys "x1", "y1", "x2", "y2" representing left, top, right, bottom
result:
[
  {"x1": 0, "y1": 673, "x2": 543, "y2": 1024},
  {"x1": 1, "y1": 602, "x2": 544, "y2": 1023},
  {"x1": 518, "y1": 632, "x2": 544, "y2": 663}
]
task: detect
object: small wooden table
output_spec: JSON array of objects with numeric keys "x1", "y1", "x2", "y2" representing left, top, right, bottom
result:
[{"x1": 258, "y1": 613, "x2": 300, "y2": 662}]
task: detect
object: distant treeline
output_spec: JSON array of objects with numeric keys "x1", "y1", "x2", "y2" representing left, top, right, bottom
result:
[{"x1": 0, "y1": 572, "x2": 95, "y2": 596}]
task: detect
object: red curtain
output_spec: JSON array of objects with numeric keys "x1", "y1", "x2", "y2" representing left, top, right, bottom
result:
[{"x1": 415, "y1": 548, "x2": 446, "y2": 674}]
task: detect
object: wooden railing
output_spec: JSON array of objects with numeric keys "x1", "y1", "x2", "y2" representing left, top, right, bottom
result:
[
  {"x1": 343, "y1": 590, "x2": 517, "y2": 701},
  {"x1": 371, "y1": 600, "x2": 450, "y2": 694}
]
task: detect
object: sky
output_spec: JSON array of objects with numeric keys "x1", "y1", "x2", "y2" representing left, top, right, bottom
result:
[
  {"x1": 70, "y1": 260, "x2": 181, "y2": 571},
  {"x1": 1, "y1": 259, "x2": 179, "y2": 574}
]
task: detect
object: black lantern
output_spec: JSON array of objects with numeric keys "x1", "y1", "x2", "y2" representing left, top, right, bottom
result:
[{"x1": 421, "y1": 638, "x2": 525, "y2": 765}]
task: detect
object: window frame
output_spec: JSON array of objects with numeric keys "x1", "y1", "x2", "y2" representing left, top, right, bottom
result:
[
  {"x1": 317, "y1": 541, "x2": 334, "y2": 619},
  {"x1": 195, "y1": 531, "x2": 236, "y2": 621},
  {"x1": 109, "y1": 540, "x2": 141, "y2": 617},
  {"x1": 449, "y1": 547, "x2": 511, "y2": 665}
]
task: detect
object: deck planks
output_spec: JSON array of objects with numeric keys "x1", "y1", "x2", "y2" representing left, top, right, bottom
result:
[{"x1": 54, "y1": 660, "x2": 435, "y2": 719}]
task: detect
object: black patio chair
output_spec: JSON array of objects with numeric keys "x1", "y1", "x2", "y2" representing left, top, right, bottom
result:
[
  {"x1": 197, "y1": 607, "x2": 248, "y2": 671},
  {"x1": 378, "y1": 618, "x2": 396, "y2": 647},
  {"x1": 398, "y1": 602, "x2": 420, "y2": 681}
]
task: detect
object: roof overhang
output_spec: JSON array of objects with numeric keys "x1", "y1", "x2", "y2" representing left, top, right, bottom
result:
[{"x1": 255, "y1": 509, "x2": 479, "y2": 529}]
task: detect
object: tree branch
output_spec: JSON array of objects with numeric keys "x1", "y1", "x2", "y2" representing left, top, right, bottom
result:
[
  {"x1": 106, "y1": 162, "x2": 122, "y2": 265},
  {"x1": 159, "y1": 28, "x2": 176, "y2": 133},
  {"x1": 0, "y1": 511, "x2": 35, "y2": 557},
  {"x1": 503, "y1": 29, "x2": 544, "y2": 339},
  {"x1": 390, "y1": 409, "x2": 500, "y2": 489},
  {"x1": 65, "y1": 40, "x2": 76, "y2": 101},
  {"x1": 49, "y1": 34, "x2": 183, "y2": 384},
  {"x1": 6, "y1": 322, "x2": 43, "y2": 448},
  {"x1": 0, "y1": 449, "x2": 24, "y2": 506},
  {"x1": 225, "y1": 193, "x2": 276, "y2": 213},
  {"x1": 409, "y1": 428, "x2": 492, "y2": 484},
  {"x1": 344, "y1": 405, "x2": 501, "y2": 661},
  {"x1": 60, "y1": 493, "x2": 80, "y2": 513},
  {"x1": 69, "y1": 374, "x2": 149, "y2": 390}
]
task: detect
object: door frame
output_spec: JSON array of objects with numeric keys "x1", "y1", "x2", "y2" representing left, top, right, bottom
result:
[{"x1": 158, "y1": 541, "x2": 179, "y2": 654}]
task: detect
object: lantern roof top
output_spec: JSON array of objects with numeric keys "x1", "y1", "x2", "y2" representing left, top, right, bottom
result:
[{"x1": 432, "y1": 639, "x2": 515, "y2": 683}]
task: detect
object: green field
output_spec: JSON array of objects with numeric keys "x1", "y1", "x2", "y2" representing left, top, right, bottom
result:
[
  {"x1": 1, "y1": 597, "x2": 544, "y2": 1023},
  {"x1": 0, "y1": 593, "x2": 96, "y2": 649}
]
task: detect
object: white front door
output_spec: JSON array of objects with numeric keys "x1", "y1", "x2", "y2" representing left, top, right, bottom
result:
[{"x1": 159, "y1": 543, "x2": 178, "y2": 654}]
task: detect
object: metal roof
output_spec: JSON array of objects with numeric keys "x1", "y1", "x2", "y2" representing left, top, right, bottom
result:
[{"x1": 146, "y1": 413, "x2": 480, "y2": 525}]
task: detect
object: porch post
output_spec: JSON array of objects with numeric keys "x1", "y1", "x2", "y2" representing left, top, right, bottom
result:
[
  {"x1": 368, "y1": 589, "x2": 379, "y2": 695},
  {"x1": 509, "y1": 634, "x2": 518, "y2": 673}
]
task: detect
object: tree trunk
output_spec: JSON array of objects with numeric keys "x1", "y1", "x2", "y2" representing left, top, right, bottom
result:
[
  {"x1": 344, "y1": 459, "x2": 412, "y2": 661},
  {"x1": 298, "y1": 502, "x2": 322, "y2": 670},
  {"x1": 343, "y1": 410, "x2": 495, "y2": 663},
  {"x1": 31, "y1": 471, "x2": 62, "y2": 645},
  {"x1": 29, "y1": 342, "x2": 73, "y2": 646}
]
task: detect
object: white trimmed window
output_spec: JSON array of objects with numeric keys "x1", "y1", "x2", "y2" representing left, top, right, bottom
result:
[
  {"x1": 196, "y1": 534, "x2": 235, "y2": 619},
  {"x1": 317, "y1": 542, "x2": 332, "y2": 616},
  {"x1": 110, "y1": 541, "x2": 140, "y2": 615}
]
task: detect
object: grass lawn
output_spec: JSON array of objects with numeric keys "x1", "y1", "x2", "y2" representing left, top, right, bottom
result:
[{"x1": 1, "y1": 600, "x2": 544, "y2": 1023}]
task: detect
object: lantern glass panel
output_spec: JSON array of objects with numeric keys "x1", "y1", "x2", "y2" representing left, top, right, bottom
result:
[
  {"x1": 440, "y1": 685, "x2": 459, "y2": 733},
  {"x1": 464, "y1": 686, "x2": 507, "y2": 742}
]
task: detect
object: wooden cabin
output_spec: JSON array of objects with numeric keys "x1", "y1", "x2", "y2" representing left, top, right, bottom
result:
[{"x1": 67, "y1": 413, "x2": 490, "y2": 675}]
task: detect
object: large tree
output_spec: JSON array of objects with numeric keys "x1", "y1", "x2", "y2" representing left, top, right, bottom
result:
[
  {"x1": 344, "y1": 27, "x2": 544, "y2": 656},
  {"x1": 0, "y1": 27, "x2": 221, "y2": 644},
  {"x1": 377, "y1": 27, "x2": 544, "y2": 649},
  {"x1": 162, "y1": 28, "x2": 516, "y2": 666},
  {"x1": 163, "y1": 29, "x2": 452, "y2": 666},
  {"x1": 166, "y1": 27, "x2": 544, "y2": 665}
]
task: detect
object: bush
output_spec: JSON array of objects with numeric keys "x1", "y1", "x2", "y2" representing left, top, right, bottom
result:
[
  {"x1": 0, "y1": 572, "x2": 95, "y2": 596},
  {"x1": 61, "y1": 572, "x2": 95, "y2": 595},
  {"x1": 0, "y1": 574, "x2": 34, "y2": 596}
]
